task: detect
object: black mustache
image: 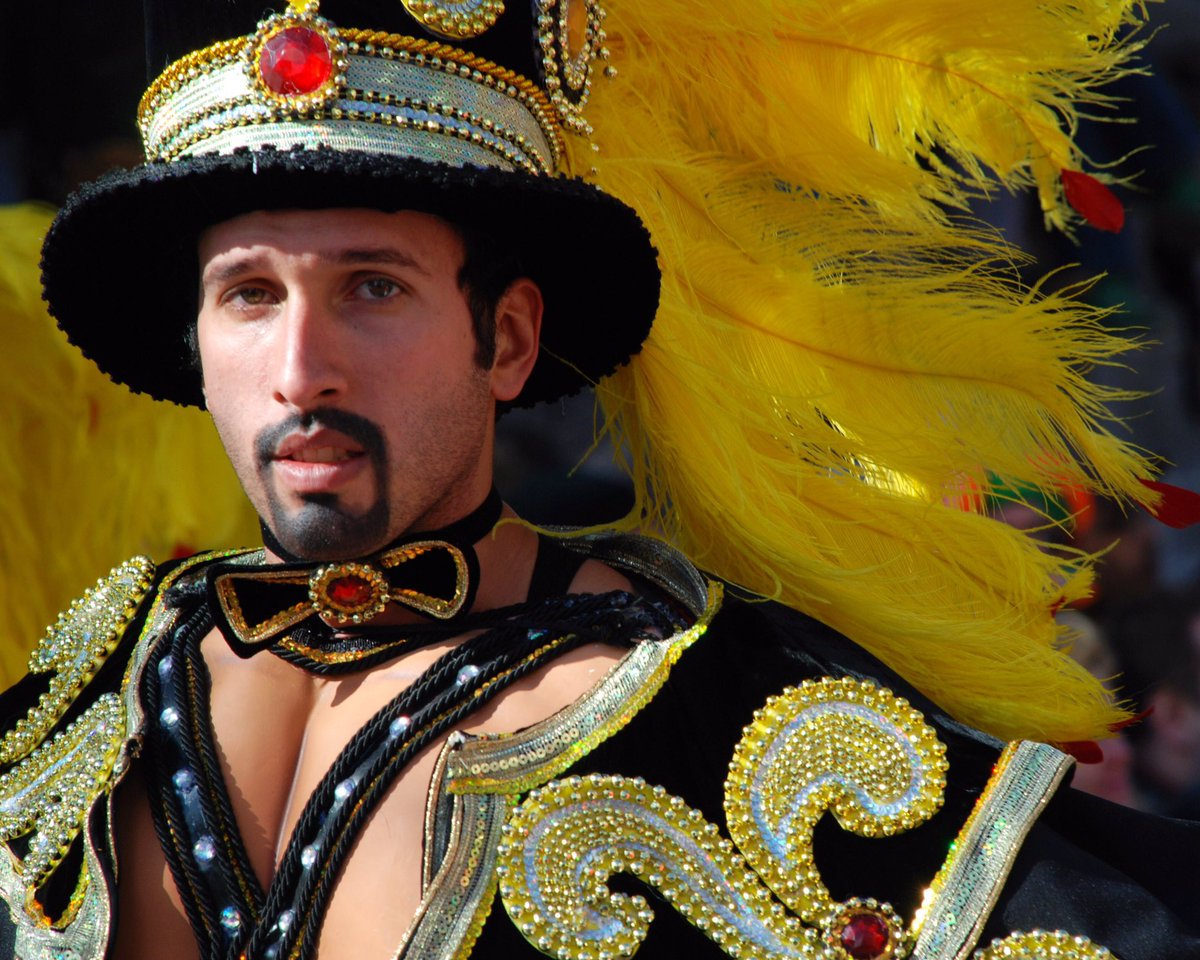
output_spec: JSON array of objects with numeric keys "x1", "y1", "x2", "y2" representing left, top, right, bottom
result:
[{"x1": 254, "y1": 408, "x2": 386, "y2": 468}]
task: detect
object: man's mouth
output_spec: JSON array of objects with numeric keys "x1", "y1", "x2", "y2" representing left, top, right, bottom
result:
[{"x1": 284, "y1": 446, "x2": 362, "y2": 464}]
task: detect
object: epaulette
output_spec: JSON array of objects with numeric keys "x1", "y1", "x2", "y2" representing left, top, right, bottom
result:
[{"x1": 0, "y1": 557, "x2": 154, "y2": 935}]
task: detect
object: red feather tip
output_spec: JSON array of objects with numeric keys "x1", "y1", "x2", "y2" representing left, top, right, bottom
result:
[
  {"x1": 1139, "y1": 479, "x2": 1200, "y2": 529},
  {"x1": 1056, "y1": 740, "x2": 1104, "y2": 764},
  {"x1": 1061, "y1": 169, "x2": 1125, "y2": 233}
]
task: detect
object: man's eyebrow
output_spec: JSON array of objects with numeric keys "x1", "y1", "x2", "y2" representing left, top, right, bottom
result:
[
  {"x1": 201, "y1": 247, "x2": 433, "y2": 290},
  {"x1": 332, "y1": 247, "x2": 431, "y2": 275}
]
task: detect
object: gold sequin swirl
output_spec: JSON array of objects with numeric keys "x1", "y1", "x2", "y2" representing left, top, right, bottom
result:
[
  {"x1": 725, "y1": 678, "x2": 948, "y2": 926},
  {"x1": 973, "y1": 930, "x2": 1117, "y2": 959},
  {"x1": 498, "y1": 774, "x2": 824, "y2": 959},
  {"x1": 0, "y1": 695, "x2": 125, "y2": 890},
  {"x1": 0, "y1": 557, "x2": 153, "y2": 766}
]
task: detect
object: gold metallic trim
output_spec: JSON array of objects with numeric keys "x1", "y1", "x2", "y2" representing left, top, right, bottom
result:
[
  {"x1": 380, "y1": 541, "x2": 470, "y2": 620},
  {"x1": 401, "y1": 0, "x2": 505, "y2": 41},
  {"x1": 0, "y1": 694, "x2": 125, "y2": 891},
  {"x1": 245, "y1": 8, "x2": 347, "y2": 112},
  {"x1": 973, "y1": 930, "x2": 1116, "y2": 959},
  {"x1": 309, "y1": 562, "x2": 390, "y2": 624},
  {"x1": 0, "y1": 556, "x2": 154, "y2": 766},
  {"x1": 213, "y1": 568, "x2": 313, "y2": 643},
  {"x1": 398, "y1": 778, "x2": 513, "y2": 959},
  {"x1": 139, "y1": 25, "x2": 564, "y2": 170},
  {"x1": 447, "y1": 580, "x2": 722, "y2": 795},
  {"x1": 910, "y1": 740, "x2": 1075, "y2": 960}
]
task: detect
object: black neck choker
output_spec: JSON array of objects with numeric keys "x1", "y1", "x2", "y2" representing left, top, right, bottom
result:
[{"x1": 208, "y1": 488, "x2": 504, "y2": 660}]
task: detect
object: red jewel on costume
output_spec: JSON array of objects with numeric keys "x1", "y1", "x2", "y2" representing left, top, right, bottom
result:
[
  {"x1": 839, "y1": 911, "x2": 891, "y2": 960},
  {"x1": 259, "y1": 26, "x2": 333, "y2": 95},
  {"x1": 326, "y1": 574, "x2": 375, "y2": 607}
]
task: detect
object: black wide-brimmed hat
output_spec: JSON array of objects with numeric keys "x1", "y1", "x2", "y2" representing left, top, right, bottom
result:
[{"x1": 41, "y1": 0, "x2": 660, "y2": 408}]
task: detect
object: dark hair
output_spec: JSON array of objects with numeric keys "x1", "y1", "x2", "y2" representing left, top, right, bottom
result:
[
  {"x1": 454, "y1": 218, "x2": 525, "y2": 369},
  {"x1": 186, "y1": 217, "x2": 524, "y2": 380}
]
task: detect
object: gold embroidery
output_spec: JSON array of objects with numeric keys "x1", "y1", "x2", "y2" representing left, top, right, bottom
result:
[
  {"x1": 0, "y1": 557, "x2": 153, "y2": 766},
  {"x1": 449, "y1": 581, "x2": 722, "y2": 795},
  {"x1": 910, "y1": 741, "x2": 1075, "y2": 960},
  {"x1": 0, "y1": 695, "x2": 124, "y2": 892},
  {"x1": 400, "y1": 0, "x2": 505, "y2": 41},
  {"x1": 497, "y1": 678, "x2": 1118, "y2": 960},
  {"x1": 973, "y1": 930, "x2": 1116, "y2": 959},
  {"x1": 498, "y1": 773, "x2": 821, "y2": 959},
  {"x1": 727, "y1": 678, "x2": 947, "y2": 926},
  {"x1": 497, "y1": 678, "x2": 947, "y2": 959}
]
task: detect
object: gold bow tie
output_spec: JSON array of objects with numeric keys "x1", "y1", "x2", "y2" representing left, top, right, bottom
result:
[{"x1": 208, "y1": 540, "x2": 474, "y2": 651}]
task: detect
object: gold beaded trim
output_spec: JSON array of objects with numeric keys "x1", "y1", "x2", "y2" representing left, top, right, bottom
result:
[
  {"x1": 0, "y1": 694, "x2": 125, "y2": 894},
  {"x1": 535, "y1": 0, "x2": 609, "y2": 136},
  {"x1": 498, "y1": 773, "x2": 823, "y2": 959},
  {"x1": 726, "y1": 678, "x2": 947, "y2": 929},
  {"x1": 246, "y1": 7, "x2": 347, "y2": 111},
  {"x1": 0, "y1": 557, "x2": 154, "y2": 766},
  {"x1": 973, "y1": 930, "x2": 1116, "y2": 960},
  {"x1": 379, "y1": 540, "x2": 470, "y2": 619},
  {"x1": 910, "y1": 741, "x2": 1075, "y2": 960},
  {"x1": 401, "y1": 0, "x2": 506, "y2": 40},
  {"x1": 497, "y1": 678, "x2": 950, "y2": 960},
  {"x1": 138, "y1": 23, "x2": 565, "y2": 171},
  {"x1": 213, "y1": 568, "x2": 313, "y2": 643},
  {"x1": 309, "y1": 562, "x2": 391, "y2": 624},
  {"x1": 449, "y1": 580, "x2": 722, "y2": 795}
]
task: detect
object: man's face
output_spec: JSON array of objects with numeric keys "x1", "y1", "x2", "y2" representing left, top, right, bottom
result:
[{"x1": 197, "y1": 208, "x2": 498, "y2": 561}]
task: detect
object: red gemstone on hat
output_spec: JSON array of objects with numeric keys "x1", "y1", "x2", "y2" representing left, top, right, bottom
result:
[
  {"x1": 327, "y1": 575, "x2": 374, "y2": 608},
  {"x1": 840, "y1": 912, "x2": 891, "y2": 960},
  {"x1": 259, "y1": 27, "x2": 333, "y2": 95}
]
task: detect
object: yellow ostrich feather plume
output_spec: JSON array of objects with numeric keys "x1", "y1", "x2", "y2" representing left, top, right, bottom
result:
[
  {"x1": 0, "y1": 204, "x2": 259, "y2": 688},
  {"x1": 581, "y1": 0, "x2": 1155, "y2": 742}
]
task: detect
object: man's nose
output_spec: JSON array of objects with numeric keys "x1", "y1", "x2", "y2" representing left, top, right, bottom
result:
[{"x1": 271, "y1": 296, "x2": 348, "y2": 409}]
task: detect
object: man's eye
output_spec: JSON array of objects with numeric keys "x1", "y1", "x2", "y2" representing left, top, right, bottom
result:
[
  {"x1": 358, "y1": 278, "x2": 402, "y2": 300},
  {"x1": 226, "y1": 286, "x2": 273, "y2": 306}
]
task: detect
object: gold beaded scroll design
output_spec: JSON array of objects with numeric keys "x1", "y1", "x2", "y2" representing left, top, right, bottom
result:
[
  {"x1": 138, "y1": 9, "x2": 563, "y2": 175},
  {"x1": 0, "y1": 556, "x2": 153, "y2": 927},
  {"x1": 536, "y1": 0, "x2": 608, "y2": 136},
  {"x1": 0, "y1": 556, "x2": 154, "y2": 767},
  {"x1": 973, "y1": 931, "x2": 1116, "y2": 960},
  {"x1": 212, "y1": 540, "x2": 471, "y2": 642},
  {"x1": 401, "y1": 0, "x2": 506, "y2": 40},
  {"x1": 496, "y1": 678, "x2": 948, "y2": 960}
]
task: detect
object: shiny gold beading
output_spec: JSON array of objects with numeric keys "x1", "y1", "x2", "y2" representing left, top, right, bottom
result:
[
  {"x1": 138, "y1": 20, "x2": 565, "y2": 173},
  {"x1": 910, "y1": 741, "x2": 1075, "y2": 960},
  {"x1": 726, "y1": 677, "x2": 947, "y2": 928},
  {"x1": 973, "y1": 930, "x2": 1116, "y2": 960},
  {"x1": 0, "y1": 556, "x2": 153, "y2": 766},
  {"x1": 401, "y1": 0, "x2": 506, "y2": 40}
]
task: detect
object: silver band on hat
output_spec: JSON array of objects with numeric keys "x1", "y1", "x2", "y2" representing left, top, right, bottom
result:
[{"x1": 139, "y1": 27, "x2": 564, "y2": 176}]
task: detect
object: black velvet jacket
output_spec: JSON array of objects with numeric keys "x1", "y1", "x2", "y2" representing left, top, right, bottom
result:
[{"x1": 0, "y1": 545, "x2": 1197, "y2": 960}]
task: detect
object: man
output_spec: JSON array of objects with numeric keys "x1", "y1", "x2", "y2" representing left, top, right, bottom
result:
[{"x1": 3, "y1": 1, "x2": 1199, "y2": 959}]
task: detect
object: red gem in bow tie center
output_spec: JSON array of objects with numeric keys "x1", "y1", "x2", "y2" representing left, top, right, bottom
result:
[
  {"x1": 327, "y1": 575, "x2": 374, "y2": 607},
  {"x1": 259, "y1": 27, "x2": 333, "y2": 95}
]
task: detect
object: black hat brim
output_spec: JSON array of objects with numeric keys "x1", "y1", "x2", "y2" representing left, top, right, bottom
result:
[{"x1": 41, "y1": 147, "x2": 660, "y2": 408}]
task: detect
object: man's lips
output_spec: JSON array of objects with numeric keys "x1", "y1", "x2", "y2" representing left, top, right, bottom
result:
[{"x1": 269, "y1": 431, "x2": 368, "y2": 493}]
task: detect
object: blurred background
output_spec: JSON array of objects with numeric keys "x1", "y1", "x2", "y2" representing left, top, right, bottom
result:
[{"x1": 1, "y1": 1, "x2": 1198, "y2": 816}]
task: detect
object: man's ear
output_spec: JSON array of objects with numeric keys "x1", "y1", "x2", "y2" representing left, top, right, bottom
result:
[{"x1": 489, "y1": 277, "x2": 542, "y2": 402}]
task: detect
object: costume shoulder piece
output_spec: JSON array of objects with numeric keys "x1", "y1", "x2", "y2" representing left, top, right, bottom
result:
[{"x1": 0, "y1": 551, "x2": 240, "y2": 958}]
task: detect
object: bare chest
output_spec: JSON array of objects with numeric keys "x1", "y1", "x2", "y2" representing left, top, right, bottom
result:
[{"x1": 198, "y1": 627, "x2": 624, "y2": 958}]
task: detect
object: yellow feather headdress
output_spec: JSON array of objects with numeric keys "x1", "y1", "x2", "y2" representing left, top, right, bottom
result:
[{"x1": 578, "y1": 0, "x2": 1156, "y2": 742}]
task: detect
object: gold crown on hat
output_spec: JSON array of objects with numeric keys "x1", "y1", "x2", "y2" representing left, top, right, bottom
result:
[{"x1": 137, "y1": 0, "x2": 610, "y2": 175}]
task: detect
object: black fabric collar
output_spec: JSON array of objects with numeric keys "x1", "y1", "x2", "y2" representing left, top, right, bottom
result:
[{"x1": 257, "y1": 486, "x2": 503, "y2": 562}]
